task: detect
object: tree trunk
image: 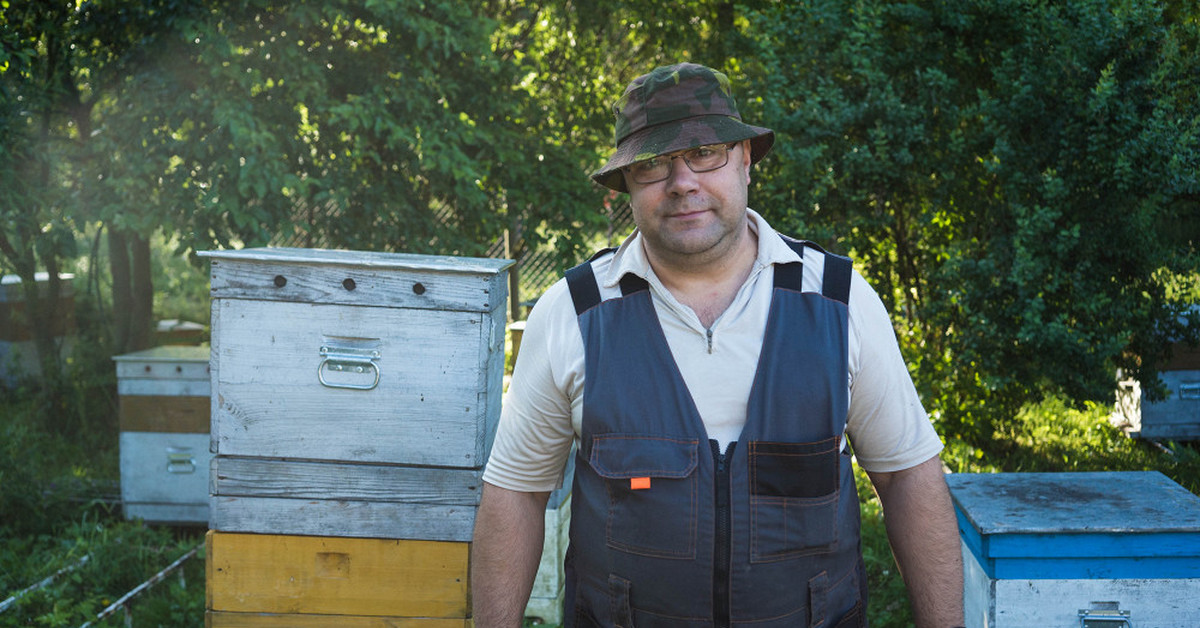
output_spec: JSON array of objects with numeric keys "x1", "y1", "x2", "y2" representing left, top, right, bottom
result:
[
  {"x1": 109, "y1": 229, "x2": 132, "y2": 353},
  {"x1": 505, "y1": 219, "x2": 524, "y2": 322},
  {"x1": 108, "y1": 228, "x2": 155, "y2": 354},
  {"x1": 129, "y1": 233, "x2": 155, "y2": 351}
]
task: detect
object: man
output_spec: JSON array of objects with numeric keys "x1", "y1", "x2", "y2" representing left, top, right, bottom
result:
[{"x1": 472, "y1": 63, "x2": 964, "y2": 628}]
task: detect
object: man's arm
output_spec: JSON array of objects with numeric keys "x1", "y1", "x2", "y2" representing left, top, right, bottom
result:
[
  {"x1": 471, "y1": 482, "x2": 551, "y2": 628},
  {"x1": 866, "y1": 455, "x2": 964, "y2": 628}
]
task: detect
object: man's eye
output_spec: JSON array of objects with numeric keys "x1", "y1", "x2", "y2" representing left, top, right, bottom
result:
[
  {"x1": 694, "y1": 147, "x2": 716, "y2": 158},
  {"x1": 634, "y1": 159, "x2": 662, "y2": 172}
]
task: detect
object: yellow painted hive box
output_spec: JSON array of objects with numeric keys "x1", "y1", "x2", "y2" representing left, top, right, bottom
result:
[{"x1": 206, "y1": 531, "x2": 471, "y2": 624}]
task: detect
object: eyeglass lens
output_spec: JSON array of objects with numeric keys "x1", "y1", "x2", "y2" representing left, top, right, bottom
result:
[{"x1": 626, "y1": 143, "x2": 735, "y2": 184}]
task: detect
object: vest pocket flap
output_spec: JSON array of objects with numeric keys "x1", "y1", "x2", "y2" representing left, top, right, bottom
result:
[
  {"x1": 749, "y1": 438, "x2": 839, "y2": 499},
  {"x1": 589, "y1": 434, "x2": 699, "y2": 479}
]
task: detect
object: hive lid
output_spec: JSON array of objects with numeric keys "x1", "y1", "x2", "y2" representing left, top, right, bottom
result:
[
  {"x1": 198, "y1": 247, "x2": 514, "y2": 276},
  {"x1": 112, "y1": 344, "x2": 211, "y2": 363},
  {"x1": 947, "y1": 471, "x2": 1200, "y2": 536}
]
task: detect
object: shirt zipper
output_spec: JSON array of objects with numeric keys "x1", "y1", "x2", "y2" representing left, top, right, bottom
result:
[
  {"x1": 706, "y1": 328, "x2": 714, "y2": 354},
  {"x1": 711, "y1": 439, "x2": 735, "y2": 628}
]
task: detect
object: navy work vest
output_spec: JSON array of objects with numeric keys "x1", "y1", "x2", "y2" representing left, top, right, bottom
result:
[{"x1": 561, "y1": 236, "x2": 867, "y2": 628}]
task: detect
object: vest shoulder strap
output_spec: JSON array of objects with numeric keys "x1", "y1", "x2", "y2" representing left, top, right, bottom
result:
[
  {"x1": 565, "y1": 258, "x2": 604, "y2": 316},
  {"x1": 777, "y1": 235, "x2": 853, "y2": 305},
  {"x1": 565, "y1": 248, "x2": 651, "y2": 315}
]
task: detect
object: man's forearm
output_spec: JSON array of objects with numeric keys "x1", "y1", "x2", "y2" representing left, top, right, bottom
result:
[
  {"x1": 868, "y1": 456, "x2": 965, "y2": 628},
  {"x1": 471, "y1": 483, "x2": 551, "y2": 628}
]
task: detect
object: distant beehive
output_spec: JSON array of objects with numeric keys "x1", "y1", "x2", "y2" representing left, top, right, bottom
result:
[
  {"x1": 1114, "y1": 323, "x2": 1200, "y2": 440},
  {"x1": 113, "y1": 345, "x2": 212, "y2": 525},
  {"x1": 199, "y1": 247, "x2": 512, "y2": 626},
  {"x1": 0, "y1": 272, "x2": 74, "y2": 384}
]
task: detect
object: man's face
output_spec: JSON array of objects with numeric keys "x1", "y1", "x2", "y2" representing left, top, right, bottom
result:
[{"x1": 625, "y1": 140, "x2": 753, "y2": 267}]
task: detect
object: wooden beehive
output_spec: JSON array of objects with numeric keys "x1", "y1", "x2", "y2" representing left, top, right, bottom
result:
[
  {"x1": 113, "y1": 343, "x2": 212, "y2": 525},
  {"x1": 1115, "y1": 349, "x2": 1200, "y2": 441},
  {"x1": 1113, "y1": 307, "x2": 1200, "y2": 441},
  {"x1": 948, "y1": 471, "x2": 1200, "y2": 628},
  {"x1": 205, "y1": 531, "x2": 471, "y2": 627},
  {"x1": 199, "y1": 247, "x2": 511, "y2": 541},
  {"x1": 113, "y1": 345, "x2": 213, "y2": 525},
  {"x1": 0, "y1": 272, "x2": 75, "y2": 384}
]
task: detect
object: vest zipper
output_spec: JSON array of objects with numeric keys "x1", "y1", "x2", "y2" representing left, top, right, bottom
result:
[
  {"x1": 706, "y1": 328, "x2": 714, "y2": 354},
  {"x1": 711, "y1": 439, "x2": 734, "y2": 628}
]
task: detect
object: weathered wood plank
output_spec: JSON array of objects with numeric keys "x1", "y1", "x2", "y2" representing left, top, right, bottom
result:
[
  {"x1": 201, "y1": 247, "x2": 510, "y2": 275},
  {"x1": 206, "y1": 531, "x2": 470, "y2": 617},
  {"x1": 210, "y1": 298, "x2": 222, "y2": 455},
  {"x1": 209, "y1": 496, "x2": 477, "y2": 542},
  {"x1": 204, "y1": 253, "x2": 510, "y2": 313},
  {"x1": 211, "y1": 299, "x2": 501, "y2": 467},
  {"x1": 963, "y1": 542, "x2": 1200, "y2": 628},
  {"x1": 210, "y1": 457, "x2": 482, "y2": 505},
  {"x1": 124, "y1": 502, "x2": 208, "y2": 525},
  {"x1": 120, "y1": 395, "x2": 210, "y2": 433},
  {"x1": 120, "y1": 432, "x2": 212, "y2": 508},
  {"x1": 1141, "y1": 370, "x2": 1200, "y2": 432},
  {"x1": 206, "y1": 611, "x2": 474, "y2": 628},
  {"x1": 113, "y1": 345, "x2": 211, "y2": 380},
  {"x1": 118, "y1": 378, "x2": 210, "y2": 397}
]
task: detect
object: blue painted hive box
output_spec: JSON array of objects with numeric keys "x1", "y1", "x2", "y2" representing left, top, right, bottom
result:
[{"x1": 947, "y1": 471, "x2": 1200, "y2": 628}]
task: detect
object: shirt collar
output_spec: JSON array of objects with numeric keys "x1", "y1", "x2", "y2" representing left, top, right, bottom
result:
[{"x1": 601, "y1": 208, "x2": 803, "y2": 289}]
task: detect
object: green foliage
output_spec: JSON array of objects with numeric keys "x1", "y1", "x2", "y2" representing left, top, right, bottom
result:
[
  {"x1": 0, "y1": 518, "x2": 204, "y2": 628},
  {"x1": 743, "y1": 0, "x2": 1200, "y2": 438},
  {"x1": 941, "y1": 395, "x2": 1200, "y2": 493},
  {"x1": 0, "y1": 392, "x2": 201, "y2": 628},
  {"x1": 482, "y1": 0, "x2": 749, "y2": 270}
]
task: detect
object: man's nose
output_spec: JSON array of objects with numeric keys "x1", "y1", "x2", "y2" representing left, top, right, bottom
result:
[{"x1": 663, "y1": 155, "x2": 700, "y2": 192}]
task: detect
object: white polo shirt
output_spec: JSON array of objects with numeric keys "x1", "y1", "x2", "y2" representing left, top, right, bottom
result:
[{"x1": 483, "y1": 209, "x2": 943, "y2": 493}]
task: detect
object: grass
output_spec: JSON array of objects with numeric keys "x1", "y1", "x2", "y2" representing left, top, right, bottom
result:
[{"x1": 0, "y1": 391, "x2": 206, "y2": 628}]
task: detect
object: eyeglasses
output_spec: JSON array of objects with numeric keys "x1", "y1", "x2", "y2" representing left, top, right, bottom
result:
[{"x1": 623, "y1": 142, "x2": 738, "y2": 184}]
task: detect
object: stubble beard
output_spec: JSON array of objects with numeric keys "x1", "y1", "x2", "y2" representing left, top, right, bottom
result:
[{"x1": 639, "y1": 200, "x2": 749, "y2": 271}]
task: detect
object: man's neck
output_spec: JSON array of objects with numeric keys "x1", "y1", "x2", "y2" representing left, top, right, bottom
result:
[{"x1": 647, "y1": 223, "x2": 759, "y2": 329}]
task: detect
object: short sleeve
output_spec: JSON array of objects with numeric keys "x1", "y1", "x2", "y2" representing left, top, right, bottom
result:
[
  {"x1": 844, "y1": 271, "x2": 943, "y2": 472},
  {"x1": 482, "y1": 279, "x2": 580, "y2": 492}
]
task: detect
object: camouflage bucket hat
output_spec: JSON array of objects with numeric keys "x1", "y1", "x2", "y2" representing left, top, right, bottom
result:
[{"x1": 591, "y1": 63, "x2": 774, "y2": 192}]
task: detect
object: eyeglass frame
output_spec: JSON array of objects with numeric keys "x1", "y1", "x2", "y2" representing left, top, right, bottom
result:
[{"x1": 621, "y1": 142, "x2": 741, "y2": 185}]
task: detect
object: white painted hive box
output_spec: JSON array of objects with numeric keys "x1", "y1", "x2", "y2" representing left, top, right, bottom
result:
[
  {"x1": 947, "y1": 471, "x2": 1200, "y2": 628},
  {"x1": 200, "y1": 247, "x2": 512, "y2": 541},
  {"x1": 113, "y1": 345, "x2": 213, "y2": 525}
]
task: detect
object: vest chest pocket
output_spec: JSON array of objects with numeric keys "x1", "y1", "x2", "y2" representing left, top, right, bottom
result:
[
  {"x1": 748, "y1": 438, "x2": 841, "y2": 563},
  {"x1": 588, "y1": 434, "x2": 699, "y2": 559}
]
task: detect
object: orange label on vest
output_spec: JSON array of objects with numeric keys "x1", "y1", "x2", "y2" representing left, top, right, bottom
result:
[{"x1": 630, "y1": 477, "x2": 651, "y2": 490}]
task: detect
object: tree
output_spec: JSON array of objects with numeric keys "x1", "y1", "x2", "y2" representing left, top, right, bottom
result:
[
  {"x1": 0, "y1": 1, "x2": 89, "y2": 390},
  {"x1": 79, "y1": 1, "x2": 525, "y2": 347},
  {"x1": 483, "y1": 0, "x2": 753, "y2": 314},
  {"x1": 743, "y1": 0, "x2": 1200, "y2": 436}
]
